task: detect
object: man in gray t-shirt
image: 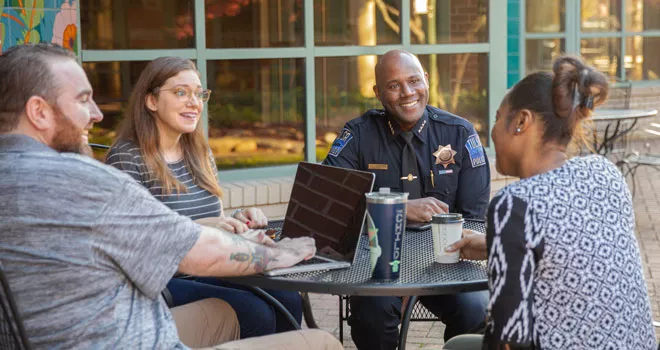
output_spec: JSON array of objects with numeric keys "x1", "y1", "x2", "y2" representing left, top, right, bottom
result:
[
  {"x1": 1, "y1": 134, "x2": 201, "y2": 348},
  {"x1": 0, "y1": 44, "x2": 340, "y2": 349}
]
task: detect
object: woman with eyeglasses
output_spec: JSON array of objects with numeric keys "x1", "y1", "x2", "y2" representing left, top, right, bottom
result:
[{"x1": 105, "y1": 56, "x2": 303, "y2": 339}]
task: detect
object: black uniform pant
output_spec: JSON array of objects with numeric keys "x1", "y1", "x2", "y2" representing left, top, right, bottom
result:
[{"x1": 348, "y1": 291, "x2": 488, "y2": 350}]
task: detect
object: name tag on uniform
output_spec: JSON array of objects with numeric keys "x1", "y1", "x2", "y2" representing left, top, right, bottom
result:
[
  {"x1": 368, "y1": 164, "x2": 388, "y2": 170},
  {"x1": 437, "y1": 169, "x2": 454, "y2": 175}
]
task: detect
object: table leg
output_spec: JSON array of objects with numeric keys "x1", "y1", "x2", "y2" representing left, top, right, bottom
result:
[
  {"x1": 398, "y1": 295, "x2": 418, "y2": 350},
  {"x1": 301, "y1": 292, "x2": 319, "y2": 328},
  {"x1": 598, "y1": 119, "x2": 639, "y2": 157},
  {"x1": 242, "y1": 285, "x2": 301, "y2": 330},
  {"x1": 339, "y1": 295, "x2": 346, "y2": 344}
]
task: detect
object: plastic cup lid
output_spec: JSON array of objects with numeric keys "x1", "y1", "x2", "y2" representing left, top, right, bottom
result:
[
  {"x1": 431, "y1": 213, "x2": 463, "y2": 224},
  {"x1": 365, "y1": 191, "x2": 408, "y2": 204}
]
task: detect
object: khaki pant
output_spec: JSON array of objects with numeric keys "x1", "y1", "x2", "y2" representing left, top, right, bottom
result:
[{"x1": 171, "y1": 298, "x2": 343, "y2": 350}]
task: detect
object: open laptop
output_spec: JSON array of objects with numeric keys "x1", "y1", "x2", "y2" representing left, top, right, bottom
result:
[{"x1": 264, "y1": 162, "x2": 375, "y2": 276}]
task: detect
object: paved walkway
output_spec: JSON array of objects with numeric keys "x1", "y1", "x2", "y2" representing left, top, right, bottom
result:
[{"x1": 304, "y1": 150, "x2": 660, "y2": 349}]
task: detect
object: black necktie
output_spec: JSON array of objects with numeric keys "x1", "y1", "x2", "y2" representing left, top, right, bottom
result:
[{"x1": 401, "y1": 131, "x2": 422, "y2": 199}]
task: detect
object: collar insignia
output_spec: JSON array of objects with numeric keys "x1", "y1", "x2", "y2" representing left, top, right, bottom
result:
[
  {"x1": 417, "y1": 119, "x2": 427, "y2": 134},
  {"x1": 387, "y1": 120, "x2": 395, "y2": 135}
]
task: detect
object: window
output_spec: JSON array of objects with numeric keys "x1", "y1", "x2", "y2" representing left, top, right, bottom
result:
[
  {"x1": 206, "y1": 0, "x2": 304, "y2": 48},
  {"x1": 418, "y1": 53, "x2": 490, "y2": 145},
  {"x1": 412, "y1": 0, "x2": 489, "y2": 44},
  {"x1": 314, "y1": 0, "x2": 401, "y2": 45},
  {"x1": 581, "y1": 0, "x2": 621, "y2": 33},
  {"x1": 315, "y1": 56, "x2": 381, "y2": 161},
  {"x1": 625, "y1": 36, "x2": 660, "y2": 81},
  {"x1": 526, "y1": 0, "x2": 565, "y2": 33},
  {"x1": 580, "y1": 37, "x2": 621, "y2": 77},
  {"x1": 73, "y1": 0, "x2": 505, "y2": 178},
  {"x1": 83, "y1": 61, "x2": 150, "y2": 144},
  {"x1": 81, "y1": 0, "x2": 195, "y2": 49},
  {"x1": 524, "y1": 0, "x2": 566, "y2": 74},
  {"x1": 207, "y1": 58, "x2": 305, "y2": 169},
  {"x1": 519, "y1": 0, "x2": 660, "y2": 82},
  {"x1": 626, "y1": 0, "x2": 660, "y2": 31},
  {"x1": 526, "y1": 39, "x2": 565, "y2": 73}
]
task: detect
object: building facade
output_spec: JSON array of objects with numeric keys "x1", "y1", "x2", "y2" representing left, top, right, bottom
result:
[{"x1": 1, "y1": 0, "x2": 658, "y2": 213}]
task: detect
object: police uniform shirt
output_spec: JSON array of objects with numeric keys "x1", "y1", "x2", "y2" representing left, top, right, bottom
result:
[{"x1": 323, "y1": 105, "x2": 490, "y2": 219}]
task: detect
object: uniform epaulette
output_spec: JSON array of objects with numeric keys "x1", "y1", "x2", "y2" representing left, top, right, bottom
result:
[
  {"x1": 426, "y1": 106, "x2": 473, "y2": 131},
  {"x1": 347, "y1": 109, "x2": 386, "y2": 127}
]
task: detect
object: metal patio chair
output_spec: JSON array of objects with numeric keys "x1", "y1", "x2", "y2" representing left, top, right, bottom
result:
[
  {"x1": 620, "y1": 123, "x2": 660, "y2": 197},
  {"x1": 338, "y1": 294, "x2": 443, "y2": 344},
  {"x1": 590, "y1": 79, "x2": 633, "y2": 159},
  {"x1": 0, "y1": 262, "x2": 31, "y2": 350}
]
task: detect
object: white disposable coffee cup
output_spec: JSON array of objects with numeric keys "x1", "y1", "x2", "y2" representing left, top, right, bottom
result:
[{"x1": 431, "y1": 213, "x2": 464, "y2": 264}]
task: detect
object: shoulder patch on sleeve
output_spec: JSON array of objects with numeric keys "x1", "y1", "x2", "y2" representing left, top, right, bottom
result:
[
  {"x1": 465, "y1": 134, "x2": 486, "y2": 168},
  {"x1": 328, "y1": 128, "x2": 354, "y2": 157}
]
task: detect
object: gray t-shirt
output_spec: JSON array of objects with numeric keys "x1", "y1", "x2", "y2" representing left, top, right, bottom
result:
[{"x1": 0, "y1": 134, "x2": 202, "y2": 349}]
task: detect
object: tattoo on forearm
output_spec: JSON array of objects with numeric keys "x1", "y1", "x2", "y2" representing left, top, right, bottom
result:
[
  {"x1": 251, "y1": 245, "x2": 271, "y2": 273},
  {"x1": 229, "y1": 253, "x2": 250, "y2": 262},
  {"x1": 228, "y1": 244, "x2": 277, "y2": 273}
]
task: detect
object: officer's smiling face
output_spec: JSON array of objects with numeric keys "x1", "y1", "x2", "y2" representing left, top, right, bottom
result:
[{"x1": 374, "y1": 51, "x2": 429, "y2": 131}]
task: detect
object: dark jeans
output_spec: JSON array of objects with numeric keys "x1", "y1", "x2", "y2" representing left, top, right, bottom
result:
[
  {"x1": 166, "y1": 277, "x2": 303, "y2": 339},
  {"x1": 348, "y1": 291, "x2": 488, "y2": 350}
]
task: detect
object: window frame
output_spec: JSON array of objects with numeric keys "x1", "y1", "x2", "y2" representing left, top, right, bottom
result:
[
  {"x1": 78, "y1": 0, "x2": 507, "y2": 181},
  {"x1": 519, "y1": 0, "x2": 660, "y2": 85}
]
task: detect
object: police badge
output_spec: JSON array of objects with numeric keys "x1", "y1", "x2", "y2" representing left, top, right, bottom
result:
[{"x1": 433, "y1": 144, "x2": 457, "y2": 169}]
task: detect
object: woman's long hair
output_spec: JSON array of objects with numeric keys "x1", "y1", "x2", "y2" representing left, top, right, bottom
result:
[{"x1": 112, "y1": 57, "x2": 223, "y2": 198}]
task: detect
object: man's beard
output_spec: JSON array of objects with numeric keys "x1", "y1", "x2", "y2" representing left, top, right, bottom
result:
[{"x1": 51, "y1": 106, "x2": 92, "y2": 156}]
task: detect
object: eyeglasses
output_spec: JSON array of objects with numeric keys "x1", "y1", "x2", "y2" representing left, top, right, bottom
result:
[{"x1": 156, "y1": 86, "x2": 212, "y2": 103}]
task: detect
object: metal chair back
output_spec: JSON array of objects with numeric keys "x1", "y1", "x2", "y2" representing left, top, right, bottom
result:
[
  {"x1": 601, "y1": 78, "x2": 632, "y2": 110},
  {"x1": 0, "y1": 262, "x2": 31, "y2": 350},
  {"x1": 591, "y1": 79, "x2": 634, "y2": 159}
]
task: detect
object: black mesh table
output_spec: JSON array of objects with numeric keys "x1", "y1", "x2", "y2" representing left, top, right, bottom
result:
[{"x1": 225, "y1": 220, "x2": 488, "y2": 349}]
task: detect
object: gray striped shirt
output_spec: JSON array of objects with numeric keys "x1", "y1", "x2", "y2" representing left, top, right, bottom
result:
[{"x1": 106, "y1": 140, "x2": 222, "y2": 220}]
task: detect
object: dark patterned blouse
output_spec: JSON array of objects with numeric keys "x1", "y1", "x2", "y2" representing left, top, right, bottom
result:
[{"x1": 484, "y1": 155, "x2": 656, "y2": 350}]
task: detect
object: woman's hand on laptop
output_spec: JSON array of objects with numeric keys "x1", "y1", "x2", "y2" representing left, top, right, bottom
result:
[
  {"x1": 195, "y1": 216, "x2": 249, "y2": 234},
  {"x1": 267, "y1": 237, "x2": 317, "y2": 270},
  {"x1": 232, "y1": 207, "x2": 268, "y2": 229},
  {"x1": 240, "y1": 229, "x2": 278, "y2": 247}
]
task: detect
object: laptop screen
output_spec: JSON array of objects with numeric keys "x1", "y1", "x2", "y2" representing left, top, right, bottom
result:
[{"x1": 280, "y1": 162, "x2": 375, "y2": 262}]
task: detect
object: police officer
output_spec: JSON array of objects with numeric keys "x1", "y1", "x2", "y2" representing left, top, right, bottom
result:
[{"x1": 323, "y1": 50, "x2": 490, "y2": 350}]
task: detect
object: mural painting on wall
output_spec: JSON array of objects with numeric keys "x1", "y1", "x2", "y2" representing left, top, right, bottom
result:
[{"x1": 0, "y1": 0, "x2": 77, "y2": 54}]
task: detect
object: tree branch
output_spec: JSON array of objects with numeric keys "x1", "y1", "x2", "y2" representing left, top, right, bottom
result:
[{"x1": 375, "y1": 0, "x2": 400, "y2": 34}]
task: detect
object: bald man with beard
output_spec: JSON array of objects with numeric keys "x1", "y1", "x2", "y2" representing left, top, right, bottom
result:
[{"x1": 323, "y1": 50, "x2": 490, "y2": 350}]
